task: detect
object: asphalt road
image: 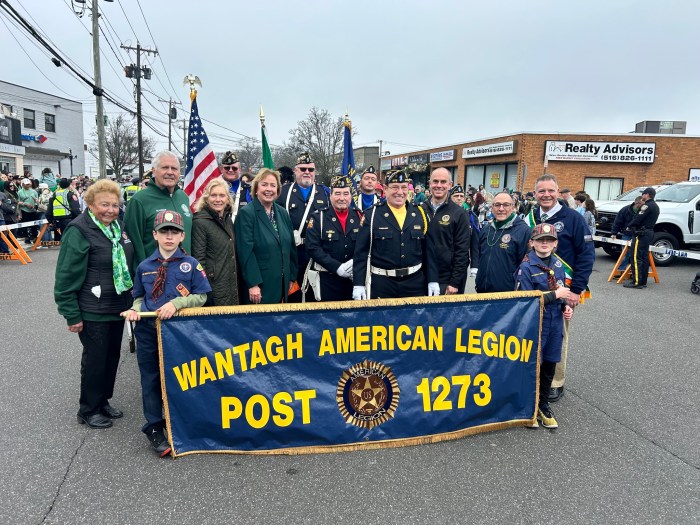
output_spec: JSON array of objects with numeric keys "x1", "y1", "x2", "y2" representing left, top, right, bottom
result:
[{"x1": 1, "y1": 247, "x2": 698, "y2": 525}]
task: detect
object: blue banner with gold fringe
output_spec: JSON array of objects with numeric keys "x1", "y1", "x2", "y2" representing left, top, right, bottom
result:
[{"x1": 158, "y1": 293, "x2": 542, "y2": 456}]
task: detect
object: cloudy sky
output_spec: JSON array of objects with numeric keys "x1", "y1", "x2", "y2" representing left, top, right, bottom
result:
[{"x1": 2, "y1": 0, "x2": 699, "y2": 156}]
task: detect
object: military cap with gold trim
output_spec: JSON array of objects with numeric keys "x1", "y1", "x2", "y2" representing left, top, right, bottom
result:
[
  {"x1": 296, "y1": 152, "x2": 313, "y2": 165},
  {"x1": 362, "y1": 165, "x2": 376, "y2": 175},
  {"x1": 384, "y1": 169, "x2": 410, "y2": 184},
  {"x1": 330, "y1": 176, "x2": 352, "y2": 189},
  {"x1": 531, "y1": 223, "x2": 557, "y2": 240},
  {"x1": 450, "y1": 184, "x2": 465, "y2": 196},
  {"x1": 221, "y1": 151, "x2": 239, "y2": 165}
]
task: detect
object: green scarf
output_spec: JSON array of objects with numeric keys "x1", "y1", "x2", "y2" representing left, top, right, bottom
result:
[
  {"x1": 493, "y1": 212, "x2": 516, "y2": 229},
  {"x1": 88, "y1": 210, "x2": 133, "y2": 294}
]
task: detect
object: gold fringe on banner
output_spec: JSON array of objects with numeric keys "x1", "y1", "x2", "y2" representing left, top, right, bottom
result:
[{"x1": 154, "y1": 291, "x2": 544, "y2": 458}]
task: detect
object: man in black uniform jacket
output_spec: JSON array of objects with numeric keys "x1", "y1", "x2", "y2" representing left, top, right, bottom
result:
[
  {"x1": 623, "y1": 187, "x2": 660, "y2": 289},
  {"x1": 277, "y1": 152, "x2": 330, "y2": 301},
  {"x1": 353, "y1": 170, "x2": 429, "y2": 300},
  {"x1": 304, "y1": 176, "x2": 361, "y2": 301},
  {"x1": 421, "y1": 168, "x2": 470, "y2": 295}
]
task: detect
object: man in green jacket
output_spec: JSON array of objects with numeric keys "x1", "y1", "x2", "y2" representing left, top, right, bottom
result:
[{"x1": 124, "y1": 151, "x2": 192, "y2": 271}]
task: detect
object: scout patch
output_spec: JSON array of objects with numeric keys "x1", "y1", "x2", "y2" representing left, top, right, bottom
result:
[
  {"x1": 179, "y1": 262, "x2": 192, "y2": 273},
  {"x1": 176, "y1": 283, "x2": 190, "y2": 297}
]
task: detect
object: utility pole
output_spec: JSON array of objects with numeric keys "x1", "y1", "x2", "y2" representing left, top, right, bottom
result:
[
  {"x1": 158, "y1": 98, "x2": 181, "y2": 150},
  {"x1": 181, "y1": 119, "x2": 187, "y2": 160},
  {"x1": 91, "y1": 0, "x2": 108, "y2": 179},
  {"x1": 378, "y1": 139, "x2": 383, "y2": 180},
  {"x1": 121, "y1": 43, "x2": 158, "y2": 179},
  {"x1": 67, "y1": 148, "x2": 77, "y2": 177}
]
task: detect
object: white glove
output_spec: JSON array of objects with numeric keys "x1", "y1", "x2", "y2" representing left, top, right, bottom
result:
[
  {"x1": 352, "y1": 286, "x2": 366, "y2": 300},
  {"x1": 428, "y1": 282, "x2": 440, "y2": 296},
  {"x1": 470, "y1": 268, "x2": 478, "y2": 277},
  {"x1": 337, "y1": 260, "x2": 353, "y2": 279}
]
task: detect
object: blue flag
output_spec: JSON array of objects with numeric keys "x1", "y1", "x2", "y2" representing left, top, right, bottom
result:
[{"x1": 341, "y1": 119, "x2": 360, "y2": 205}]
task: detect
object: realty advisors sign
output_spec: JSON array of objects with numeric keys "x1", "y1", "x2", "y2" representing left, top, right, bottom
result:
[
  {"x1": 546, "y1": 141, "x2": 655, "y2": 163},
  {"x1": 463, "y1": 141, "x2": 516, "y2": 159}
]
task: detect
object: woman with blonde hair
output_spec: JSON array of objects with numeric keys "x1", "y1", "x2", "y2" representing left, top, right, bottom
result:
[
  {"x1": 192, "y1": 177, "x2": 239, "y2": 306},
  {"x1": 54, "y1": 179, "x2": 134, "y2": 429},
  {"x1": 234, "y1": 168, "x2": 297, "y2": 304}
]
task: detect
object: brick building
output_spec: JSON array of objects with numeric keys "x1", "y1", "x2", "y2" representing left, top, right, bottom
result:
[{"x1": 381, "y1": 131, "x2": 700, "y2": 200}]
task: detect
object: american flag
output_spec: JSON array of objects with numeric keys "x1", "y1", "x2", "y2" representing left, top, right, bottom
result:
[{"x1": 183, "y1": 95, "x2": 220, "y2": 209}]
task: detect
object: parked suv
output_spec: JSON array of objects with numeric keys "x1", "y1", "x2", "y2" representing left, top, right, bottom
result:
[{"x1": 596, "y1": 182, "x2": 700, "y2": 265}]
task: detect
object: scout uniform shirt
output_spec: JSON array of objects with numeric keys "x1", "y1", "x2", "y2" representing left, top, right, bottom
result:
[{"x1": 132, "y1": 247, "x2": 211, "y2": 312}]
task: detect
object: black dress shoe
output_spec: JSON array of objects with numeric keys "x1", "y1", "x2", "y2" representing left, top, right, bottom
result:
[
  {"x1": 549, "y1": 386, "x2": 564, "y2": 403},
  {"x1": 77, "y1": 412, "x2": 113, "y2": 429},
  {"x1": 100, "y1": 404, "x2": 124, "y2": 419},
  {"x1": 623, "y1": 281, "x2": 646, "y2": 289}
]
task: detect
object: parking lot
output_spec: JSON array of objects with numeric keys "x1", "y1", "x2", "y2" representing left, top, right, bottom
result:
[{"x1": 1, "y1": 248, "x2": 698, "y2": 525}]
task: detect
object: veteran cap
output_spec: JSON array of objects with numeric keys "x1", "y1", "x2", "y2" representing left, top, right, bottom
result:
[
  {"x1": 154, "y1": 210, "x2": 185, "y2": 231},
  {"x1": 531, "y1": 223, "x2": 557, "y2": 240},
  {"x1": 362, "y1": 165, "x2": 376, "y2": 175},
  {"x1": 330, "y1": 176, "x2": 351, "y2": 189},
  {"x1": 296, "y1": 152, "x2": 313, "y2": 165},
  {"x1": 221, "y1": 151, "x2": 239, "y2": 165},
  {"x1": 384, "y1": 170, "x2": 410, "y2": 184},
  {"x1": 450, "y1": 185, "x2": 465, "y2": 195}
]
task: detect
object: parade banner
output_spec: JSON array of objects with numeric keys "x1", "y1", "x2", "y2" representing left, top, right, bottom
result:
[{"x1": 158, "y1": 293, "x2": 542, "y2": 457}]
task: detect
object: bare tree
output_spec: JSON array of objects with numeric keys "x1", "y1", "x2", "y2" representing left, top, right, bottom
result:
[
  {"x1": 90, "y1": 114, "x2": 156, "y2": 181},
  {"x1": 287, "y1": 107, "x2": 350, "y2": 185},
  {"x1": 235, "y1": 137, "x2": 262, "y2": 174},
  {"x1": 272, "y1": 143, "x2": 298, "y2": 171}
]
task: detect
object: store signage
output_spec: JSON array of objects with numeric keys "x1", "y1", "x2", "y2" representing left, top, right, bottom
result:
[
  {"x1": 408, "y1": 154, "x2": 428, "y2": 164},
  {"x1": 689, "y1": 169, "x2": 700, "y2": 182},
  {"x1": 0, "y1": 143, "x2": 25, "y2": 155},
  {"x1": 391, "y1": 156, "x2": 408, "y2": 167},
  {"x1": 429, "y1": 150, "x2": 455, "y2": 162},
  {"x1": 462, "y1": 141, "x2": 516, "y2": 159},
  {"x1": 380, "y1": 158, "x2": 392, "y2": 171},
  {"x1": 545, "y1": 141, "x2": 655, "y2": 163},
  {"x1": 21, "y1": 133, "x2": 48, "y2": 144}
]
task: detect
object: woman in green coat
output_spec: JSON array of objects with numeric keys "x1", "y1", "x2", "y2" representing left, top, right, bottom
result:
[
  {"x1": 192, "y1": 177, "x2": 239, "y2": 306},
  {"x1": 234, "y1": 168, "x2": 297, "y2": 304}
]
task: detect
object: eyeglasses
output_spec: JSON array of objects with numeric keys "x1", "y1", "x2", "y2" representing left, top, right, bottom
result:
[
  {"x1": 299, "y1": 167, "x2": 315, "y2": 173},
  {"x1": 222, "y1": 166, "x2": 239, "y2": 172},
  {"x1": 492, "y1": 202, "x2": 513, "y2": 208}
]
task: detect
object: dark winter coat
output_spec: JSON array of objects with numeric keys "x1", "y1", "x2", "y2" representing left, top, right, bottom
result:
[{"x1": 192, "y1": 206, "x2": 239, "y2": 306}]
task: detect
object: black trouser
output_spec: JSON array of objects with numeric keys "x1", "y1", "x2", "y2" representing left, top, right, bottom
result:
[
  {"x1": 288, "y1": 245, "x2": 313, "y2": 303},
  {"x1": 77, "y1": 320, "x2": 125, "y2": 416},
  {"x1": 320, "y1": 272, "x2": 353, "y2": 301},
  {"x1": 539, "y1": 361, "x2": 556, "y2": 407},
  {"x1": 631, "y1": 230, "x2": 653, "y2": 286},
  {"x1": 19, "y1": 210, "x2": 38, "y2": 241},
  {"x1": 53, "y1": 217, "x2": 71, "y2": 241},
  {"x1": 370, "y1": 271, "x2": 426, "y2": 299}
]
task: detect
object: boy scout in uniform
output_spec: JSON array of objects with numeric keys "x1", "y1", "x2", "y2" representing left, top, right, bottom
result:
[{"x1": 121, "y1": 210, "x2": 211, "y2": 457}]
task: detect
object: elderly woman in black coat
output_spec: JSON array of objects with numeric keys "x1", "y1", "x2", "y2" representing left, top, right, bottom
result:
[{"x1": 192, "y1": 177, "x2": 239, "y2": 306}]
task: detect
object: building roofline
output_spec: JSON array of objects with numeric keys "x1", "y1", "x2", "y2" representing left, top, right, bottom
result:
[
  {"x1": 0, "y1": 80, "x2": 83, "y2": 106},
  {"x1": 385, "y1": 130, "x2": 700, "y2": 157}
]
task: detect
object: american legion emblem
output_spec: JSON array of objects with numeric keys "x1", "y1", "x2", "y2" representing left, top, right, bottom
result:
[{"x1": 336, "y1": 359, "x2": 400, "y2": 429}]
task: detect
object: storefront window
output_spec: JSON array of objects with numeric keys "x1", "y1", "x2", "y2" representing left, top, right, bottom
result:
[
  {"x1": 465, "y1": 165, "x2": 484, "y2": 189},
  {"x1": 23, "y1": 109, "x2": 35, "y2": 129},
  {"x1": 485, "y1": 165, "x2": 506, "y2": 192},
  {"x1": 583, "y1": 177, "x2": 623, "y2": 200}
]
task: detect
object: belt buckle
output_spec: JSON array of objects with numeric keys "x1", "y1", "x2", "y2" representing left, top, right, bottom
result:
[{"x1": 395, "y1": 267, "x2": 409, "y2": 277}]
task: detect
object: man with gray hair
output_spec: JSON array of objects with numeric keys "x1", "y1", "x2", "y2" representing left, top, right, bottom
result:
[{"x1": 124, "y1": 150, "x2": 192, "y2": 271}]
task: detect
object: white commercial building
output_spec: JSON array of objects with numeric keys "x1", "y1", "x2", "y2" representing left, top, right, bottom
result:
[{"x1": 0, "y1": 80, "x2": 85, "y2": 178}]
